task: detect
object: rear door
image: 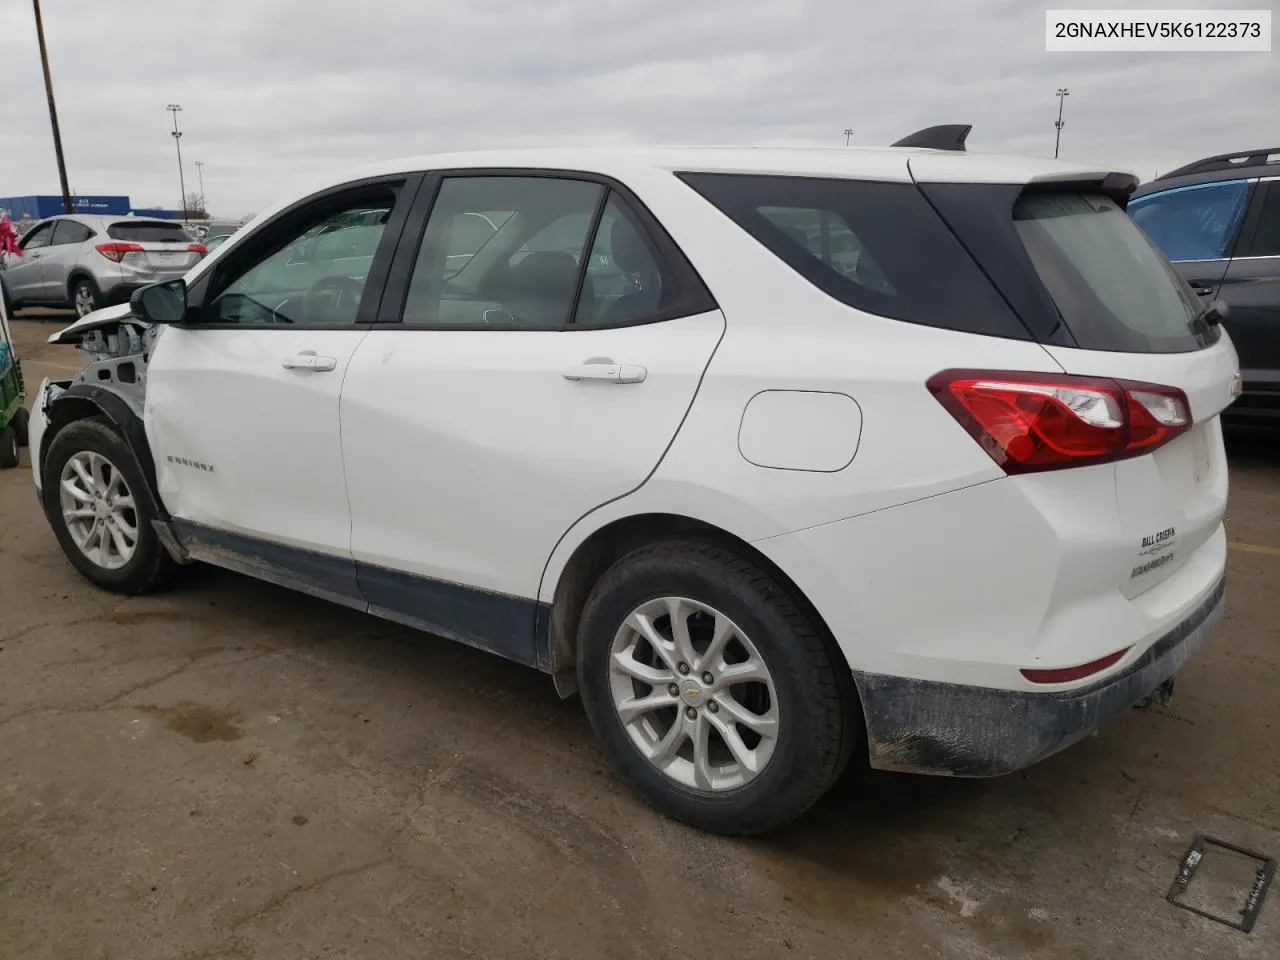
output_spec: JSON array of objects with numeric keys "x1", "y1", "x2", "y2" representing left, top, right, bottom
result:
[
  {"x1": 40, "y1": 219, "x2": 94, "y2": 298},
  {"x1": 339, "y1": 172, "x2": 723, "y2": 662}
]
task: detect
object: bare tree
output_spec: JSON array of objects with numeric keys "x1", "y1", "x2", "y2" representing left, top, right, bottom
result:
[{"x1": 185, "y1": 192, "x2": 208, "y2": 219}]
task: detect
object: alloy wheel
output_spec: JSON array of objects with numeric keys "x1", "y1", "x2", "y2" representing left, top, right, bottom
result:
[
  {"x1": 58, "y1": 451, "x2": 139, "y2": 570},
  {"x1": 608, "y1": 596, "x2": 780, "y2": 792}
]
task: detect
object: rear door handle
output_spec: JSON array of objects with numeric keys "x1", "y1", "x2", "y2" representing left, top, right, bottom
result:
[
  {"x1": 281, "y1": 351, "x2": 337, "y2": 372},
  {"x1": 562, "y1": 358, "x2": 647, "y2": 384},
  {"x1": 1190, "y1": 284, "x2": 1216, "y2": 297}
]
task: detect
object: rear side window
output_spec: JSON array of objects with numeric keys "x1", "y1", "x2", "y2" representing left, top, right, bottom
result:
[
  {"x1": 107, "y1": 221, "x2": 193, "y2": 243},
  {"x1": 679, "y1": 173, "x2": 1028, "y2": 340},
  {"x1": 1127, "y1": 180, "x2": 1249, "y2": 262},
  {"x1": 1238, "y1": 182, "x2": 1280, "y2": 257},
  {"x1": 51, "y1": 220, "x2": 93, "y2": 245},
  {"x1": 1014, "y1": 192, "x2": 1215, "y2": 353}
]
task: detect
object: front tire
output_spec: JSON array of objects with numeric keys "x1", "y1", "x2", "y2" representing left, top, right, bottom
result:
[
  {"x1": 577, "y1": 541, "x2": 854, "y2": 836},
  {"x1": 71, "y1": 277, "x2": 101, "y2": 318},
  {"x1": 42, "y1": 417, "x2": 176, "y2": 593}
]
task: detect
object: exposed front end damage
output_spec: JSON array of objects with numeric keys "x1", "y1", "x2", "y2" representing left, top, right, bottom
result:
[
  {"x1": 48, "y1": 311, "x2": 155, "y2": 416},
  {"x1": 853, "y1": 575, "x2": 1225, "y2": 777}
]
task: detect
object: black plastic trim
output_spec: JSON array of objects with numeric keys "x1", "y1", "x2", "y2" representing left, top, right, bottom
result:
[
  {"x1": 891, "y1": 124, "x2": 972, "y2": 152},
  {"x1": 45, "y1": 384, "x2": 167, "y2": 521},
  {"x1": 854, "y1": 574, "x2": 1226, "y2": 777},
  {"x1": 167, "y1": 518, "x2": 551, "y2": 670}
]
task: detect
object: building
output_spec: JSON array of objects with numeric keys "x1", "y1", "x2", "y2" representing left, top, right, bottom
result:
[{"x1": 0, "y1": 195, "x2": 184, "y2": 223}]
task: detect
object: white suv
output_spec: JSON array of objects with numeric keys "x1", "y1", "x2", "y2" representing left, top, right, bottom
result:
[{"x1": 26, "y1": 136, "x2": 1238, "y2": 835}]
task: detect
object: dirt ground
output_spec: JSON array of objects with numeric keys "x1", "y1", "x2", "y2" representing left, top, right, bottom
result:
[{"x1": 2, "y1": 312, "x2": 1277, "y2": 960}]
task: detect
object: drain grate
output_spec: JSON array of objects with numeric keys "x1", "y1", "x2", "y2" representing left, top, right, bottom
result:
[{"x1": 1167, "y1": 835, "x2": 1276, "y2": 933}]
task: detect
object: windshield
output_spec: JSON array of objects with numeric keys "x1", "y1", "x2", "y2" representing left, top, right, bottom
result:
[{"x1": 1013, "y1": 192, "x2": 1217, "y2": 353}]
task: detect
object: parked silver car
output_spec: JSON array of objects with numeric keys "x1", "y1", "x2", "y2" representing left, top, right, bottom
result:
[{"x1": 1, "y1": 215, "x2": 204, "y2": 317}]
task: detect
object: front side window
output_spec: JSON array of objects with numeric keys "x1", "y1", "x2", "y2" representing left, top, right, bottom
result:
[
  {"x1": 206, "y1": 189, "x2": 397, "y2": 325},
  {"x1": 19, "y1": 223, "x2": 53, "y2": 250},
  {"x1": 1127, "y1": 180, "x2": 1250, "y2": 262},
  {"x1": 402, "y1": 176, "x2": 603, "y2": 327}
]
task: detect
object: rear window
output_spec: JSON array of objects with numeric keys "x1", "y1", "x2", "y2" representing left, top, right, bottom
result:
[
  {"x1": 1014, "y1": 192, "x2": 1217, "y2": 353},
  {"x1": 107, "y1": 222, "x2": 193, "y2": 243},
  {"x1": 679, "y1": 173, "x2": 1029, "y2": 340}
]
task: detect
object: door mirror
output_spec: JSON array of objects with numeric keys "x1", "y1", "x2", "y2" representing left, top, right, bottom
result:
[{"x1": 131, "y1": 278, "x2": 188, "y2": 325}]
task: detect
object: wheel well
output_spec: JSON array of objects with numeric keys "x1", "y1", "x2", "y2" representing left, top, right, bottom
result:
[
  {"x1": 66, "y1": 270, "x2": 97, "y2": 298},
  {"x1": 38, "y1": 397, "x2": 102, "y2": 480},
  {"x1": 546, "y1": 512, "x2": 845, "y2": 696}
]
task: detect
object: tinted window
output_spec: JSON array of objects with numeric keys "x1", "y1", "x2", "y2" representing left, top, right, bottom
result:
[
  {"x1": 19, "y1": 223, "x2": 53, "y2": 250},
  {"x1": 1127, "y1": 180, "x2": 1249, "y2": 262},
  {"x1": 107, "y1": 222, "x2": 194, "y2": 243},
  {"x1": 401, "y1": 176, "x2": 602, "y2": 327},
  {"x1": 1015, "y1": 192, "x2": 1214, "y2": 353},
  {"x1": 51, "y1": 220, "x2": 93, "y2": 245},
  {"x1": 1240, "y1": 182, "x2": 1280, "y2": 257},
  {"x1": 207, "y1": 191, "x2": 397, "y2": 325},
  {"x1": 575, "y1": 193, "x2": 679, "y2": 325},
  {"x1": 679, "y1": 173, "x2": 1026, "y2": 339}
]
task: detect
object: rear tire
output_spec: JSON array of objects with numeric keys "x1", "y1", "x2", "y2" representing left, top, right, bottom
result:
[
  {"x1": 0, "y1": 426, "x2": 17, "y2": 468},
  {"x1": 71, "y1": 277, "x2": 101, "y2": 318},
  {"x1": 11, "y1": 407, "x2": 29, "y2": 446},
  {"x1": 42, "y1": 417, "x2": 176, "y2": 594},
  {"x1": 577, "y1": 540, "x2": 854, "y2": 836}
]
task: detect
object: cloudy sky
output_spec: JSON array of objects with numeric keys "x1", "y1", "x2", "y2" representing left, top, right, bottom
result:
[{"x1": 1, "y1": 0, "x2": 1275, "y2": 217}]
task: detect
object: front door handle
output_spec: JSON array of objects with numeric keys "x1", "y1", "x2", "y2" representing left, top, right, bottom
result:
[
  {"x1": 281, "y1": 351, "x2": 337, "y2": 372},
  {"x1": 562, "y1": 358, "x2": 647, "y2": 384}
]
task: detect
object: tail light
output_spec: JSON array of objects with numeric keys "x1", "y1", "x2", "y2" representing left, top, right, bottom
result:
[
  {"x1": 94, "y1": 242, "x2": 144, "y2": 262},
  {"x1": 927, "y1": 369, "x2": 1191, "y2": 474},
  {"x1": 188, "y1": 243, "x2": 207, "y2": 256}
]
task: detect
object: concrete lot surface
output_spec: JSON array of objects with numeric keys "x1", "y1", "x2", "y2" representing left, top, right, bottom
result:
[{"x1": 1, "y1": 314, "x2": 1277, "y2": 959}]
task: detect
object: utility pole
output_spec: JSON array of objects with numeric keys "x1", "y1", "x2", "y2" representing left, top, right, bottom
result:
[
  {"x1": 843, "y1": 128, "x2": 854, "y2": 147},
  {"x1": 1054, "y1": 88, "x2": 1069, "y2": 159},
  {"x1": 194, "y1": 161, "x2": 206, "y2": 214},
  {"x1": 32, "y1": 0, "x2": 73, "y2": 214},
  {"x1": 167, "y1": 104, "x2": 187, "y2": 219}
]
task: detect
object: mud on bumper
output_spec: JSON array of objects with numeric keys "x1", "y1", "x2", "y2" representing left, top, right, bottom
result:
[{"x1": 853, "y1": 575, "x2": 1226, "y2": 777}]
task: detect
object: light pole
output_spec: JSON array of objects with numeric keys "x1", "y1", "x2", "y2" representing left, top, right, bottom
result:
[
  {"x1": 843, "y1": 128, "x2": 854, "y2": 147},
  {"x1": 194, "y1": 160, "x2": 206, "y2": 214},
  {"x1": 32, "y1": 0, "x2": 73, "y2": 214},
  {"x1": 167, "y1": 104, "x2": 188, "y2": 218},
  {"x1": 1054, "y1": 88, "x2": 1069, "y2": 159}
]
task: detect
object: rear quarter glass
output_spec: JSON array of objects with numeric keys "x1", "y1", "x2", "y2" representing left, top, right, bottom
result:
[{"x1": 677, "y1": 172, "x2": 1032, "y2": 341}]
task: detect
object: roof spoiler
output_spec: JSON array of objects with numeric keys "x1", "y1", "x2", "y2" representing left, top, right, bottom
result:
[
  {"x1": 891, "y1": 124, "x2": 972, "y2": 152},
  {"x1": 1157, "y1": 147, "x2": 1280, "y2": 180}
]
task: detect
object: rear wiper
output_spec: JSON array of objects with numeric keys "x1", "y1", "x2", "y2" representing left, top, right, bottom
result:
[{"x1": 1197, "y1": 298, "x2": 1229, "y2": 326}]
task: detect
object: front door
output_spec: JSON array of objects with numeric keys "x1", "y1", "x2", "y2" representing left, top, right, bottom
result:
[
  {"x1": 144, "y1": 175, "x2": 418, "y2": 602},
  {"x1": 4, "y1": 220, "x2": 55, "y2": 301},
  {"x1": 340, "y1": 173, "x2": 723, "y2": 662}
]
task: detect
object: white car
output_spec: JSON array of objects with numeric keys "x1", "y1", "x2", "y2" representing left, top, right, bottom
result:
[{"x1": 26, "y1": 134, "x2": 1238, "y2": 835}]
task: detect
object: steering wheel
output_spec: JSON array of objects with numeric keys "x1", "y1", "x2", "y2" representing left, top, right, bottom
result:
[{"x1": 304, "y1": 275, "x2": 365, "y2": 324}]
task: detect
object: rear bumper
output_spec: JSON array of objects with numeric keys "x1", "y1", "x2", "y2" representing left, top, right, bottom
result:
[{"x1": 854, "y1": 573, "x2": 1226, "y2": 777}]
